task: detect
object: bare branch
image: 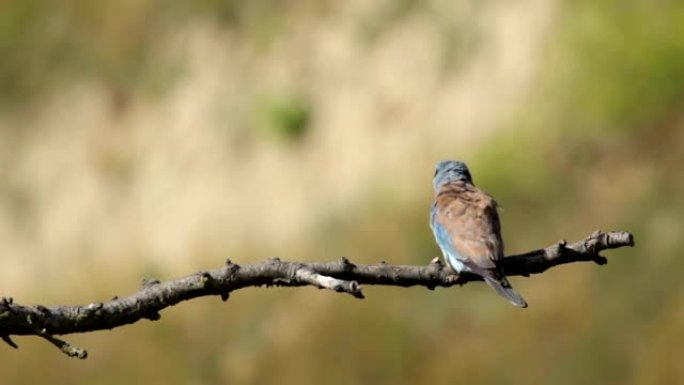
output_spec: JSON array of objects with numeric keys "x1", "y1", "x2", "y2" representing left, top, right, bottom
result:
[{"x1": 0, "y1": 230, "x2": 633, "y2": 359}]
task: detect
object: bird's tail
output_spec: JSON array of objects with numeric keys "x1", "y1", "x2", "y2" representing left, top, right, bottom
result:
[{"x1": 483, "y1": 276, "x2": 528, "y2": 308}]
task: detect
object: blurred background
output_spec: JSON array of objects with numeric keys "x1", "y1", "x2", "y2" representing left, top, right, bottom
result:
[{"x1": 1, "y1": 0, "x2": 683, "y2": 383}]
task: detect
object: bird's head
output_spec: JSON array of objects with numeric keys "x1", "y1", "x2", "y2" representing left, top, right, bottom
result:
[{"x1": 433, "y1": 160, "x2": 473, "y2": 190}]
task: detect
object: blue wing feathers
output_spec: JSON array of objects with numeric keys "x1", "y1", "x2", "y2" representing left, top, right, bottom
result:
[{"x1": 430, "y1": 206, "x2": 470, "y2": 273}]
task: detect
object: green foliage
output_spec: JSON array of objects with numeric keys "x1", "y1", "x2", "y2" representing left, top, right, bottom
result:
[
  {"x1": 0, "y1": 0, "x2": 325, "y2": 110},
  {"x1": 255, "y1": 94, "x2": 311, "y2": 143},
  {"x1": 550, "y1": 0, "x2": 684, "y2": 134}
]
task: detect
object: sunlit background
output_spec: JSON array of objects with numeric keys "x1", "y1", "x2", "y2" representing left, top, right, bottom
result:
[{"x1": 1, "y1": 0, "x2": 683, "y2": 383}]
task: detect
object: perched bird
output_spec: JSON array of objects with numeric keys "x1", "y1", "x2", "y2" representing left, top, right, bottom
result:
[{"x1": 430, "y1": 160, "x2": 527, "y2": 308}]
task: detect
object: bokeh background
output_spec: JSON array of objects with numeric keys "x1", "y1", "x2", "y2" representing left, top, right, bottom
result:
[{"x1": 1, "y1": 0, "x2": 683, "y2": 384}]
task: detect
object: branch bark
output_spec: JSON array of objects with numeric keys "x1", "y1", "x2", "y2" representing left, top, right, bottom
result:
[{"x1": 0, "y1": 230, "x2": 634, "y2": 359}]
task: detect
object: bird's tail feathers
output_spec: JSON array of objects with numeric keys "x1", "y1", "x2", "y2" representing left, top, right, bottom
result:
[{"x1": 483, "y1": 276, "x2": 528, "y2": 308}]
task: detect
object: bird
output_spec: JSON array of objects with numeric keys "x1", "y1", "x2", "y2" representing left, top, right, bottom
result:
[{"x1": 430, "y1": 160, "x2": 527, "y2": 308}]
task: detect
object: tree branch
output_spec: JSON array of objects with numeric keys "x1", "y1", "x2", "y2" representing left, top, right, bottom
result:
[{"x1": 0, "y1": 230, "x2": 633, "y2": 359}]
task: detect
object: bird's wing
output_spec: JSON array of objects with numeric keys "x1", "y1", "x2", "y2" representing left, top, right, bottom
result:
[
  {"x1": 433, "y1": 181, "x2": 503, "y2": 272},
  {"x1": 431, "y1": 204, "x2": 463, "y2": 262}
]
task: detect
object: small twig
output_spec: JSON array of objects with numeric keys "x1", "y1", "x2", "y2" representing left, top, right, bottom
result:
[
  {"x1": 39, "y1": 332, "x2": 88, "y2": 359},
  {"x1": 1, "y1": 335, "x2": 18, "y2": 349},
  {"x1": 295, "y1": 268, "x2": 364, "y2": 299}
]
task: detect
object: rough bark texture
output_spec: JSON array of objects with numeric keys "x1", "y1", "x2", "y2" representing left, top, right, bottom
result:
[{"x1": 0, "y1": 230, "x2": 634, "y2": 359}]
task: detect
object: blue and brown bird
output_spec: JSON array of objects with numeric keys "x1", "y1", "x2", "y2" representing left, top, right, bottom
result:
[{"x1": 430, "y1": 160, "x2": 527, "y2": 308}]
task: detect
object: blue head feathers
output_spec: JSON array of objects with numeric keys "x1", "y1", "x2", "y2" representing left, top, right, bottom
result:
[{"x1": 433, "y1": 160, "x2": 473, "y2": 191}]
